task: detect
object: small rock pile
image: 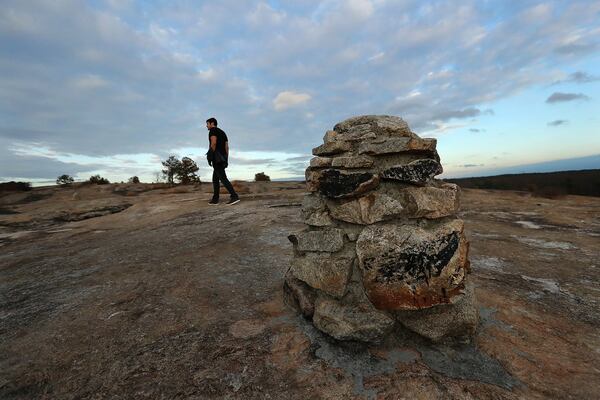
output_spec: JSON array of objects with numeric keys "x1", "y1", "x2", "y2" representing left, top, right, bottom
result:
[{"x1": 284, "y1": 115, "x2": 478, "y2": 343}]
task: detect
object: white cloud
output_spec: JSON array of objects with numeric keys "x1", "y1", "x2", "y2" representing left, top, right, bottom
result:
[
  {"x1": 71, "y1": 74, "x2": 109, "y2": 90},
  {"x1": 273, "y1": 91, "x2": 312, "y2": 111},
  {"x1": 247, "y1": 2, "x2": 286, "y2": 27},
  {"x1": 367, "y1": 52, "x2": 385, "y2": 62}
]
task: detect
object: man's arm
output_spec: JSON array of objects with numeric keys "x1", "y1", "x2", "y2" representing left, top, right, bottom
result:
[
  {"x1": 210, "y1": 135, "x2": 217, "y2": 152},
  {"x1": 225, "y1": 141, "x2": 229, "y2": 156}
]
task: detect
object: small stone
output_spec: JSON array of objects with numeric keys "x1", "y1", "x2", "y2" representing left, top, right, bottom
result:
[
  {"x1": 381, "y1": 159, "x2": 443, "y2": 185},
  {"x1": 313, "y1": 294, "x2": 395, "y2": 343},
  {"x1": 288, "y1": 228, "x2": 345, "y2": 253},
  {"x1": 301, "y1": 193, "x2": 333, "y2": 226},
  {"x1": 313, "y1": 169, "x2": 380, "y2": 198},
  {"x1": 327, "y1": 192, "x2": 404, "y2": 225},
  {"x1": 312, "y1": 141, "x2": 351, "y2": 156},
  {"x1": 394, "y1": 282, "x2": 478, "y2": 342},
  {"x1": 290, "y1": 248, "x2": 354, "y2": 298},
  {"x1": 331, "y1": 155, "x2": 374, "y2": 169},
  {"x1": 283, "y1": 271, "x2": 317, "y2": 318},
  {"x1": 310, "y1": 157, "x2": 333, "y2": 168},
  {"x1": 356, "y1": 219, "x2": 469, "y2": 310}
]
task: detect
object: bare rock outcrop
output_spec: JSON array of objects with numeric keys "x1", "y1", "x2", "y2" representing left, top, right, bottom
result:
[{"x1": 284, "y1": 115, "x2": 477, "y2": 343}]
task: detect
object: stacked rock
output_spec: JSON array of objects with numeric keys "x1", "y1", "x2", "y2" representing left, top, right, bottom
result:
[{"x1": 284, "y1": 115, "x2": 478, "y2": 343}]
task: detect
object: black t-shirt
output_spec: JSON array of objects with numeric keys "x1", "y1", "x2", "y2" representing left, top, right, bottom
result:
[{"x1": 209, "y1": 127, "x2": 228, "y2": 158}]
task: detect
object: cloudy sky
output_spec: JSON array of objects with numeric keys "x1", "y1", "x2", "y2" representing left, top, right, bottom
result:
[{"x1": 1, "y1": 0, "x2": 599, "y2": 184}]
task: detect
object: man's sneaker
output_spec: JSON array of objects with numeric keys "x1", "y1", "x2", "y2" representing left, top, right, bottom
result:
[
  {"x1": 226, "y1": 197, "x2": 240, "y2": 206},
  {"x1": 208, "y1": 199, "x2": 219, "y2": 205}
]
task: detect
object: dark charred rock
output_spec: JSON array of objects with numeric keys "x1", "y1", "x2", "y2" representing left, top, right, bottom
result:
[
  {"x1": 356, "y1": 220, "x2": 469, "y2": 310},
  {"x1": 381, "y1": 159, "x2": 443, "y2": 185},
  {"x1": 364, "y1": 232, "x2": 460, "y2": 283},
  {"x1": 317, "y1": 169, "x2": 379, "y2": 198}
]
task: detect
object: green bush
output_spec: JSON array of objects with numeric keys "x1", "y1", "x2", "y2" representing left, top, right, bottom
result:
[{"x1": 88, "y1": 175, "x2": 110, "y2": 185}]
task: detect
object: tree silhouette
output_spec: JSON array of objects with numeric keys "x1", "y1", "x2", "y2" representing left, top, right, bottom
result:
[
  {"x1": 56, "y1": 174, "x2": 74, "y2": 185},
  {"x1": 176, "y1": 157, "x2": 201, "y2": 184},
  {"x1": 161, "y1": 155, "x2": 182, "y2": 185}
]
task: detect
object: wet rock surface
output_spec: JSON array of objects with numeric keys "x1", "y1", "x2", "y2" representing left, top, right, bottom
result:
[
  {"x1": 1, "y1": 181, "x2": 599, "y2": 399},
  {"x1": 286, "y1": 115, "x2": 477, "y2": 345}
]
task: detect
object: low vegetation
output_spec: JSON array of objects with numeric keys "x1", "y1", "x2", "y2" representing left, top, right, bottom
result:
[
  {"x1": 88, "y1": 175, "x2": 110, "y2": 185},
  {"x1": 445, "y1": 169, "x2": 600, "y2": 198},
  {"x1": 255, "y1": 172, "x2": 271, "y2": 182}
]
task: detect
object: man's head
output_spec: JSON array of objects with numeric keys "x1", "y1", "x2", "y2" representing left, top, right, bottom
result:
[{"x1": 206, "y1": 117, "x2": 218, "y2": 130}]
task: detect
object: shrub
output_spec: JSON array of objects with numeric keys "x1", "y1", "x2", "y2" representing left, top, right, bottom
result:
[
  {"x1": 56, "y1": 174, "x2": 74, "y2": 185},
  {"x1": 128, "y1": 176, "x2": 140, "y2": 184},
  {"x1": 255, "y1": 172, "x2": 271, "y2": 182},
  {"x1": 88, "y1": 175, "x2": 110, "y2": 185},
  {"x1": 0, "y1": 181, "x2": 32, "y2": 192}
]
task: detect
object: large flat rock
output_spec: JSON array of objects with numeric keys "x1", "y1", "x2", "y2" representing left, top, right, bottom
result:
[
  {"x1": 356, "y1": 219, "x2": 469, "y2": 310},
  {"x1": 325, "y1": 183, "x2": 459, "y2": 224},
  {"x1": 306, "y1": 168, "x2": 380, "y2": 199},
  {"x1": 358, "y1": 137, "x2": 437, "y2": 155},
  {"x1": 312, "y1": 141, "x2": 351, "y2": 156},
  {"x1": 333, "y1": 115, "x2": 412, "y2": 138},
  {"x1": 327, "y1": 192, "x2": 404, "y2": 225},
  {"x1": 331, "y1": 155, "x2": 374, "y2": 169}
]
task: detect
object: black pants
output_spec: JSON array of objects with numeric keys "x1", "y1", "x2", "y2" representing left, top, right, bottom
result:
[{"x1": 212, "y1": 164, "x2": 237, "y2": 200}]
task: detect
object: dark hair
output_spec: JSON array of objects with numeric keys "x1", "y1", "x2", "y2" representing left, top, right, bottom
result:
[{"x1": 206, "y1": 117, "x2": 218, "y2": 126}]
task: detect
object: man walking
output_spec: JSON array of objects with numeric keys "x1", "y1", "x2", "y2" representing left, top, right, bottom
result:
[{"x1": 206, "y1": 117, "x2": 240, "y2": 205}]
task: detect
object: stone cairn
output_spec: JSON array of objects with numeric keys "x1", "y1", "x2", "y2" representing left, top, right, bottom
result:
[{"x1": 284, "y1": 115, "x2": 478, "y2": 343}]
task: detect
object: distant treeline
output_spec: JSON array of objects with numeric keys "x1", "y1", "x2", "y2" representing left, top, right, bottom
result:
[{"x1": 444, "y1": 169, "x2": 600, "y2": 198}]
